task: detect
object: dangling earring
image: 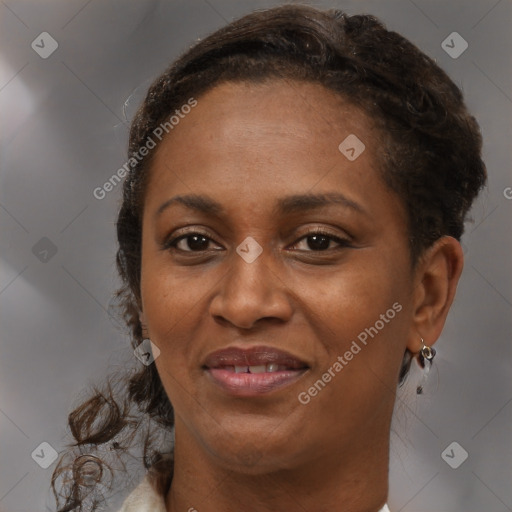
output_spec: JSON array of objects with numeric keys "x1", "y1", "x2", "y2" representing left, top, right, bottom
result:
[{"x1": 416, "y1": 338, "x2": 436, "y2": 395}]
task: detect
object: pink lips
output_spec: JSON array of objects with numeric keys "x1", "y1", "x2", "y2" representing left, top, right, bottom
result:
[{"x1": 203, "y1": 346, "x2": 309, "y2": 396}]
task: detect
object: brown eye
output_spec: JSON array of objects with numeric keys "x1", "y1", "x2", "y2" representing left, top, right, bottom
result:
[
  {"x1": 306, "y1": 234, "x2": 331, "y2": 251},
  {"x1": 292, "y1": 231, "x2": 351, "y2": 252},
  {"x1": 169, "y1": 233, "x2": 215, "y2": 252}
]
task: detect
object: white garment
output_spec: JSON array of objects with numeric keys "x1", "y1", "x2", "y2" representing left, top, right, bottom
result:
[
  {"x1": 118, "y1": 474, "x2": 166, "y2": 512},
  {"x1": 118, "y1": 474, "x2": 390, "y2": 512}
]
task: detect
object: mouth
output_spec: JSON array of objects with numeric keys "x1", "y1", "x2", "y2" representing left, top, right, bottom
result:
[{"x1": 203, "y1": 346, "x2": 309, "y2": 396}]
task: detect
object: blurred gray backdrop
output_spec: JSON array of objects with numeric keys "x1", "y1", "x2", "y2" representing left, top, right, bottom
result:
[{"x1": 1, "y1": 0, "x2": 511, "y2": 511}]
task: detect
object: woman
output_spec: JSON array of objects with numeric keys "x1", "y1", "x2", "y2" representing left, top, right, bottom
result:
[{"x1": 52, "y1": 4, "x2": 486, "y2": 511}]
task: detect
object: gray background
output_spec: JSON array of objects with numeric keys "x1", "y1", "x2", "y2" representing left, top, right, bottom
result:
[{"x1": 1, "y1": 0, "x2": 511, "y2": 511}]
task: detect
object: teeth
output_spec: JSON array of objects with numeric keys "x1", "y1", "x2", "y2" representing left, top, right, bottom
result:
[
  {"x1": 249, "y1": 365, "x2": 266, "y2": 373},
  {"x1": 229, "y1": 364, "x2": 283, "y2": 373}
]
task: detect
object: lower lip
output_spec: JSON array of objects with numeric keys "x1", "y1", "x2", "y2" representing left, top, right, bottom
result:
[{"x1": 205, "y1": 368, "x2": 307, "y2": 396}]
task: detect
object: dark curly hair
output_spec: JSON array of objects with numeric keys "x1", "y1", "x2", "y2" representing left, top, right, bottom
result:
[{"x1": 52, "y1": 4, "x2": 486, "y2": 510}]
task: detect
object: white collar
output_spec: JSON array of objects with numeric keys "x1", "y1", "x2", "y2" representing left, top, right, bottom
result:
[{"x1": 119, "y1": 474, "x2": 391, "y2": 512}]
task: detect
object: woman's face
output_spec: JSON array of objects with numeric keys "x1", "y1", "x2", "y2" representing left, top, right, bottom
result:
[{"x1": 140, "y1": 80, "x2": 416, "y2": 473}]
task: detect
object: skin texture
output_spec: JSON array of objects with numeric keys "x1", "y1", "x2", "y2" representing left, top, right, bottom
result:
[{"x1": 139, "y1": 81, "x2": 464, "y2": 512}]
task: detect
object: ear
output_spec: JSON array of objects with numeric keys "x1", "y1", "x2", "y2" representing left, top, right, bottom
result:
[{"x1": 406, "y1": 236, "x2": 464, "y2": 354}]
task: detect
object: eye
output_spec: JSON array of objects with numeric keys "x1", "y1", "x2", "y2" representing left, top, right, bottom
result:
[
  {"x1": 291, "y1": 230, "x2": 351, "y2": 251},
  {"x1": 166, "y1": 232, "x2": 223, "y2": 252}
]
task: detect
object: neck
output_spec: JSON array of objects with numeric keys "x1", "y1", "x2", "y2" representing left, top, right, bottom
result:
[{"x1": 165, "y1": 420, "x2": 389, "y2": 512}]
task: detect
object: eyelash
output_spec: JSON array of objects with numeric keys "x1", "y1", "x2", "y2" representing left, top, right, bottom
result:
[{"x1": 163, "y1": 228, "x2": 352, "y2": 254}]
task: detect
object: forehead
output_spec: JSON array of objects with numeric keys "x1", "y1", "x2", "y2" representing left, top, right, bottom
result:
[
  {"x1": 145, "y1": 80, "x2": 383, "y2": 197},
  {"x1": 170, "y1": 80, "x2": 374, "y2": 148}
]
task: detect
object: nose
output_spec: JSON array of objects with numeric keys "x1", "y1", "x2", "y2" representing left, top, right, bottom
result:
[{"x1": 209, "y1": 247, "x2": 294, "y2": 330}]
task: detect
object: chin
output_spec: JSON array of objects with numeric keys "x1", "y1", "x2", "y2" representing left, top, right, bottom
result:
[
  {"x1": 210, "y1": 444, "x2": 302, "y2": 476},
  {"x1": 197, "y1": 418, "x2": 307, "y2": 474}
]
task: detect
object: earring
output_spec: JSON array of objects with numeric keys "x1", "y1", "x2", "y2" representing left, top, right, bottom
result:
[{"x1": 416, "y1": 338, "x2": 436, "y2": 395}]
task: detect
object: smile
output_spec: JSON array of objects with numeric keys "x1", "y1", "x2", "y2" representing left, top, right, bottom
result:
[{"x1": 203, "y1": 345, "x2": 309, "y2": 396}]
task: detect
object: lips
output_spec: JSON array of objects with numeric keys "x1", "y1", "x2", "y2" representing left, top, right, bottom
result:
[
  {"x1": 203, "y1": 346, "x2": 308, "y2": 371},
  {"x1": 203, "y1": 346, "x2": 309, "y2": 396}
]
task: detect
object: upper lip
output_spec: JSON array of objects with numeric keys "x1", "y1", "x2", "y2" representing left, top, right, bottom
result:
[{"x1": 203, "y1": 345, "x2": 309, "y2": 369}]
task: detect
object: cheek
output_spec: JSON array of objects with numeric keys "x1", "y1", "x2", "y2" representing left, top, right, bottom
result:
[
  {"x1": 293, "y1": 266, "x2": 408, "y2": 431},
  {"x1": 300, "y1": 255, "x2": 408, "y2": 342},
  {"x1": 141, "y1": 269, "x2": 209, "y2": 410},
  {"x1": 296, "y1": 254, "x2": 411, "y2": 413},
  {"x1": 140, "y1": 254, "x2": 227, "y2": 405},
  {"x1": 141, "y1": 268, "x2": 206, "y2": 349}
]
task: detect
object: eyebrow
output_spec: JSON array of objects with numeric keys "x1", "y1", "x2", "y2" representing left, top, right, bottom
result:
[
  {"x1": 155, "y1": 192, "x2": 366, "y2": 219},
  {"x1": 276, "y1": 193, "x2": 365, "y2": 216},
  {"x1": 156, "y1": 194, "x2": 223, "y2": 219}
]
